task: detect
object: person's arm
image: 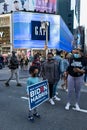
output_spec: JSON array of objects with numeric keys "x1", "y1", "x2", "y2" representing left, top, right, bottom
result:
[{"x1": 73, "y1": 68, "x2": 85, "y2": 74}]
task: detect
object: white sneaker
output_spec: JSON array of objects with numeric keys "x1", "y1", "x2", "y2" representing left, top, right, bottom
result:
[
  {"x1": 65, "y1": 103, "x2": 71, "y2": 110},
  {"x1": 75, "y1": 103, "x2": 80, "y2": 111},
  {"x1": 65, "y1": 89, "x2": 68, "y2": 92},
  {"x1": 54, "y1": 95, "x2": 61, "y2": 101},
  {"x1": 49, "y1": 99, "x2": 55, "y2": 105},
  {"x1": 56, "y1": 92, "x2": 58, "y2": 95}
]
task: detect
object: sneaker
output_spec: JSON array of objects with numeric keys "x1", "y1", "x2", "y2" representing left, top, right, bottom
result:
[
  {"x1": 54, "y1": 95, "x2": 61, "y2": 101},
  {"x1": 28, "y1": 115, "x2": 34, "y2": 122},
  {"x1": 75, "y1": 103, "x2": 80, "y2": 111},
  {"x1": 33, "y1": 113, "x2": 40, "y2": 118},
  {"x1": 84, "y1": 83, "x2": 87, "y2": 86},
  {"x1": 65, "y1": 89, "x2": 68, "y2": 92},
  {"x1": 5, "y1": 82, "x2": 9, "y2": 87},
  {"x1": 65, "y1": 102, "x2": 71, "y2": 110},
  {"x1": 56, "y1": 92, "x2": 58, "y2": 95},
  {"x1": 49, "y1": 98, "x2": 55, "y2": 105},
  {"x1": 16, "y1": 83, "x2": 22, "y2": 87}
]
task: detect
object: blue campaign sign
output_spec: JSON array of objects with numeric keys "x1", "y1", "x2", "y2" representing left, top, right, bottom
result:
[{"x1": 28, "y1": 80, "x2": 49, "y2": 110}]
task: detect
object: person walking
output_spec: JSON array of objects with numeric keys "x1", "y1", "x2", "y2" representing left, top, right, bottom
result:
[
  {"x1": 41, "y1": 52, "x2": 60, "y2": 105},
  {"x1": 65, "y1": 49, "x2": 85, "y2": 110},
  {"x1": 5, "y1": 51, "x2": 21, "y2": 87}
]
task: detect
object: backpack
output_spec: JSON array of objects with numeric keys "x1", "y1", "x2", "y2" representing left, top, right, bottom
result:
[{"x1": 8, "y1": 56, "x2": 19, "y2": 69}]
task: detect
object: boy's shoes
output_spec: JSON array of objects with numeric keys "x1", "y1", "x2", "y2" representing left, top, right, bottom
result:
[
  {"x1": 65, "y1": 102, "x2": 71, "y2": 110},
  {"x1": 33, "y1": 113, "x2": 40, "y2": 118},
  {"x1": 16, "y1": 83, "x2": 22, "y2": 87},
  {"x1": 28, "y1": 115, "x2": 34, "y2": 122},
  {"x1": 5, "y1": 82, "x2": 9, "y2": 87},
  {"x1": 54, "y1": 95, "x2": 61, "y2": 101},
  {"x1": 74, "y1": 103, "x2": 80, "y2": 111},
  {"x1": 49, "y1": 98, "x2": 55, "y2": 105}
]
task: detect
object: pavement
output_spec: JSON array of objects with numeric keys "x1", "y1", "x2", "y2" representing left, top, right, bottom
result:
[
  {"x1": 0, "y1": 67, "x2": 29, "y2": 81},
  {"x1": 0, "y1": 67, "x2": 87, "y2": 130},
  {"x1": 0, "y1": 67, "x2": 87, "y2": 92}
]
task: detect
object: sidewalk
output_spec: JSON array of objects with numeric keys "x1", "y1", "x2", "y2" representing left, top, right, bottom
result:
[{"x1": 0, "y1": 67, "x2": 29, "y2": 81}]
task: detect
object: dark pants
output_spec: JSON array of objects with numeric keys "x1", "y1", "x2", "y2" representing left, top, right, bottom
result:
[{"x1": 49, "y1": 83, "x2": 54, "y2": 98}]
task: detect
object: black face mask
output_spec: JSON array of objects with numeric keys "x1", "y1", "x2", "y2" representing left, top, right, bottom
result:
[
  {"x1": 33, "y1": 73, "x2": 38, "y2": 77},
  {"x1": 48, "y1": 58, "x2": 53, "y2": 61}
]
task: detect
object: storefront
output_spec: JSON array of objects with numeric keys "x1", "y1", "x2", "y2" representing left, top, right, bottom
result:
[{"x1": 0, "y1": 14, "x2": 12, "y2": 54}]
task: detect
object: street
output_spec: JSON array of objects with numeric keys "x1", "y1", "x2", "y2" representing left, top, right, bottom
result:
[{"x1": 0, "y1": 68, "x2": 87, "y2": 130}]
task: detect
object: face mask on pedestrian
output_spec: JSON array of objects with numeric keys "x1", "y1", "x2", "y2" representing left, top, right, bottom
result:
[
  {"x1": 33, "y1": 73, "x2": 38, "y2": 77},
  {"x1": 48, "y1": 57, "x2": 53, "y2": 61},
  {"x1": 73, "y1": 53, "x2": 81, "y2": 58}
]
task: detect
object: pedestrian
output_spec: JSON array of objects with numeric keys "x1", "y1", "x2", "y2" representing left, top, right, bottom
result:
[
  {"x1": 53, "y1": 50, "x2": 64, "y2": 98},
  {"x1": 61, "y1": 53, "x2": 69, "y2": 91},
  {"x1": 5, "y1": 51, "x2": 21, "y2": 87},
  {"x1": 27, "y1": 66, "x2": 40, "y2": 122},
  {"x1": 84, "y1": 54, "x2": 87, "y2": 86},
  {"x1": 41, "y1": 52, "x2": 60, "y2": 105},
  {"x1": 65, "y1": 49, "x2": 85, "y2": 110}
]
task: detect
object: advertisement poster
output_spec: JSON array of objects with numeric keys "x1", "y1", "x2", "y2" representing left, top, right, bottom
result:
[
  {"x1": 28, "y1": 80, "x2": 49, "y2": 110},
  {"x1": 0, "y1": 0, "x2": 57, "y2": 14},
  {"x1": 13, "y1": 12, "x2": 60, "y2": 49}
]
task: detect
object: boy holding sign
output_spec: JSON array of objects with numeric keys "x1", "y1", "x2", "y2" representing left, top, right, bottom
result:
[{"x1": 27, "y1": 66, "x2": 40, "y2": 122}]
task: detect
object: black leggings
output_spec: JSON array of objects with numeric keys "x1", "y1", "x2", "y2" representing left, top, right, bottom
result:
[{"x1": 49, "y1": 83, "x2": 54, "y2": 98}]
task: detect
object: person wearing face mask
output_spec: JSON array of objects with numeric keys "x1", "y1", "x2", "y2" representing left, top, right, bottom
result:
[
  {"x1": 27, "y1": 66, "x2": 41, "y2": 122},
  {"x1": 41, "y1": 52, "x2": 60, "y2": 105},
  {"x1": 65, "y1": 48, "x2": 85, "y2": 111}
]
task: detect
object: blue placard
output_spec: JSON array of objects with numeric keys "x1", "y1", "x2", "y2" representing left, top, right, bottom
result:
[
  {"x1": 31, "y1": 21, "x2": 50, "y2": 40},
  {"x1": 28, "y1": 80, "x2": 49, "y2": 110}
]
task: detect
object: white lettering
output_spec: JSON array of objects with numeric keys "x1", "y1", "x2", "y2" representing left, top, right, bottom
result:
[
  {"x1": 0, "y1": 32, "x2": 3, "y2": 37},
  {"x1": 35, "y1": 26, "x2": 46, "y2": 36},
  {"x1": 30, "y1": 88, "x2": 40, "y2": 97},
  {"x1": 35, "y1": 26, "x2": 38, "y2": 35}
]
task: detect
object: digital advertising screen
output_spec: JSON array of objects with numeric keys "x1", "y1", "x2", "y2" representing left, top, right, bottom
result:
[
  {"x1": 13, "y1": 12, "x2": 60, "y2": 49},
  {"x1": 13, "y1": 12, "x2": 73, "y2": 51},
  {"x1": 0, "y1": 0, "x2": 57, "y2": 14}
]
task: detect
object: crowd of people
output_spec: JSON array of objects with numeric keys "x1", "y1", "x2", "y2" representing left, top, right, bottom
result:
[{"x1": 1, "y1": 48, "x2": 87, "y2": 122}]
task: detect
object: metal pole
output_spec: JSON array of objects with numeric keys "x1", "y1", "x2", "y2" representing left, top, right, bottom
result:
[{"x1": 45, "y1": 23, "x2": 48, "y2": 58}]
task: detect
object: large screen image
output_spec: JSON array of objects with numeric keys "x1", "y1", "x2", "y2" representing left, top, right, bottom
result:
[
  {"x1": 0, "y1": 0, "x2": 57, "y2": 14},
  {"x1": 13, "y1": 12, "x2": 73, "y2": 51},
  {"x1": 13, "y1": 12, "x2": 60, "y2": 49}
]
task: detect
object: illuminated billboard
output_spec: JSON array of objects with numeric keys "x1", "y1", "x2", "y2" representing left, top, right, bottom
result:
[
  {"x1": 0, "y1": 0, "x2": 57, "y2": 14},
  {"x1": 13, "y1": 12, "x2": 73, "y2": 52}
]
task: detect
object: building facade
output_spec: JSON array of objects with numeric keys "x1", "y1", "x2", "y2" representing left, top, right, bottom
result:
[{"x1": 57, "y1": 0, "x2": 74, "y2": 34}]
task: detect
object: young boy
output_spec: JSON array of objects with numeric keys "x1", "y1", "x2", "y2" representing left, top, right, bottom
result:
[{"x1": 27, "y1": 66, "x2": 40, "y2": 122}]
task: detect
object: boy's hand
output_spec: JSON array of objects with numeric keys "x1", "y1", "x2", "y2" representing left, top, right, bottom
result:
[{"x1": 26, "y1": 94, "x2": 30, "y2": 97}]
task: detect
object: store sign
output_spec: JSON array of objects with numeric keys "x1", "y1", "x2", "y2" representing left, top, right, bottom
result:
[
  {"x1": 31, "y1": 21, "x2": 50, "y2": 40},
  {"x1": 0, "y1": 32, "x2": 3, "y2": 37}
]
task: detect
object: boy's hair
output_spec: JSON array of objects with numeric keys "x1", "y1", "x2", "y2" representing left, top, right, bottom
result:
[{"x1": 29, "y1": 66, "x2": 38, "y2": 74}]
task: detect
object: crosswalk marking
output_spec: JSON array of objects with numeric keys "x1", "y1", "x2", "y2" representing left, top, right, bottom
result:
[
  {"x1": 72, "y1": 107, "x2": 87, "y2": 113},
  {"x1": 21, "y1": 96, "x2": 28, "y2": 100}
]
